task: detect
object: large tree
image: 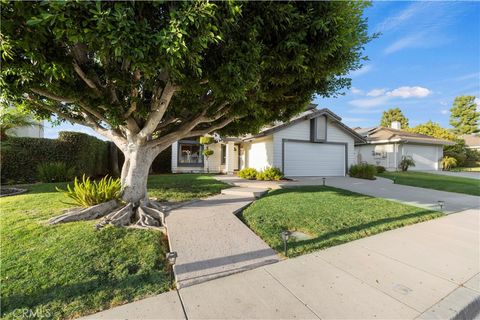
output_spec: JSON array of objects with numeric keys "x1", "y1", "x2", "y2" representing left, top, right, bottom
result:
[
  {"x1": 1, "y1": 1, "x2": 371, "y2": 227},
  {"x1": 449, "y1": 95, "x2": 479, "y2": 134},
  {"x1": 380, "y1": 107, "x2": 409, "y2": 129},
  {"x1": 407, "y1": 121, "x2": 457, "y2": 141}
]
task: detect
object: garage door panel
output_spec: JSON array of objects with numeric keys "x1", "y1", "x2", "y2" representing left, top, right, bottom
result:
[
  {"x1": 403, "y1": 145, "x2": 439, "y2": 171},
  {"x1": 284, "y1": 142, "x2": 345, "y2": 176}
]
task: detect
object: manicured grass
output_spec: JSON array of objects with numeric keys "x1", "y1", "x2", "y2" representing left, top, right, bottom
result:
[
  {"x1": 242, "y1": 186, "x2": 441, "y2": 257},
  {"x1": 378, "y1": 171, "x2": 480, "y2": 196},
  {"x1": 1, "y1": 174, "x2": 227, "y2": 319},
  {"x1": 147, "y1": 173, "x2": 229, "y2": 202},
  {"x1": 451, "y1": 167, "x2": 480, "y2": 172}
]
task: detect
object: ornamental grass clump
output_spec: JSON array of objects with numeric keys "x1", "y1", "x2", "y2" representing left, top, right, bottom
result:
[{"x1": 57, "y1": 175, "x2": 121, "y2": 207}]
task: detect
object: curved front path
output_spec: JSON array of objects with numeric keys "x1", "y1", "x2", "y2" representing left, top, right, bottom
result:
[{"x1": 166, "y1": 187, "x2": 279, "y2": 289}]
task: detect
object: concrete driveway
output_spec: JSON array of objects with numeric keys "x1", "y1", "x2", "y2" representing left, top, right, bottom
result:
[
  {"x1": 285, "y1": 176, "x2": 479, "y2": 213},
  {"x1": 421, "y1": 170, "x2": 480, "y2": 180},
  {"x1": 84, "y1": 209, "x2": 479, "y2": 319}
]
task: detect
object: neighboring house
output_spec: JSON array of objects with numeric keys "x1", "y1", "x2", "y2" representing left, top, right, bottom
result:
[
  {"x1": 460, "y1": 134, "x2": 480, "y2": 150},
  {"x1": 171, "y1": 106, "x2": 365, "y2": 177},
  {"x1": 354, "y1": 122, "x2": 454, "y2": 171},
  {"x1": 7, "y1": 120, "x2": 44, "y2": 138}
]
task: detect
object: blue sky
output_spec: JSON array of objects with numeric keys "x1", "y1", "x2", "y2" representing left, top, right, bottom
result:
[{"x1": 44, "y1": 1, "x2": 480, "y2": 139}]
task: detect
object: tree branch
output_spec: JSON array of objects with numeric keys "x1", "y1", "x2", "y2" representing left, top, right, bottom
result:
[
  {"x1": 138, "y1": 81, "x2": 178, "y2": 139},
  {"x1": 30, "y1": 88, "x2": 76, "y2": 103},
  {"x1": 188, "y1": 116, "x2": 240, "y2": 137},
  {"x1": 73, "y1": 62, "x2": 102, "y2": 96}
]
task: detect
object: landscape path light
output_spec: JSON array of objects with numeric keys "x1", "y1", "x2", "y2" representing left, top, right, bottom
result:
[
  {"x1": 281, "y1": 230, "x2": 292, "y2": 257},
  {"x1": 166, "y1": 251, "x2": 178, "y2": 287}
]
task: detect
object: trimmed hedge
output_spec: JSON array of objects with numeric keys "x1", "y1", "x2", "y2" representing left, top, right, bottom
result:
[{"x1": 1, "y1": 131, "x2": 110, "y2": 184}]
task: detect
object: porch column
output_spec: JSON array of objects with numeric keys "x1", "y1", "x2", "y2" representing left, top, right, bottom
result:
[{"x1": 225, "y1": 141, "x2": 236, "y2": 174}]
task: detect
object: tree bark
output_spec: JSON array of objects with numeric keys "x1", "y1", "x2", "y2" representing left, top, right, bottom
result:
[{"x1": 120, "y1": 145, "x2": 156, "y2": 204}]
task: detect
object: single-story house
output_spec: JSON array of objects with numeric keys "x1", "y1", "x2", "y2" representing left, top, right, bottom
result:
[
  {"x1": 460, "y1": 134, "x2": 480, "y2": 150},
  {"x1": 354, "y1": 122, "x2": 455, "y2": 171},
  {"x1": 171, "y1": 106, "x2": 365, "y2": 177}
]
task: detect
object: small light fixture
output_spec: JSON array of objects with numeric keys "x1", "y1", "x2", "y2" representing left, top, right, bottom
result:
[
  {"x1": 166, "y1": 251, "x2": 178, "y2": 286},
  {"x1": 281, "y1": 230, "x2": 292, "y2": 257},
  {"x1": 322, "y1": 177, "x2": 326, "y2": 186},
  {"x1": 438, "y1": 200, "x2": 445, "y2": 211}
]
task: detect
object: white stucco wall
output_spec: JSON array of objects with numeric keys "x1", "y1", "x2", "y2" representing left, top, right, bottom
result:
[
  {"x1": 326, "y1": 121, "x2": 355, "y2": 170},
  {"x1": 244, "y1": 136, "x2": 274, "y2": 171},
  {"x1": 7, "y1": 122, "x2": 44, "y2": 138}
]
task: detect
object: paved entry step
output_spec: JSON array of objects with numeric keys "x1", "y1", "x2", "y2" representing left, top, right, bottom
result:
[{"x1": 221, "y1": 187, "x2": 268, "y2": 198}]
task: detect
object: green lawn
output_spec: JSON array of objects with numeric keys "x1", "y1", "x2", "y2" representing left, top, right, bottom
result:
[
  {"x1": 242, "y1": 186, "x2": 442, "y2": 257},
  {"x1": 378, "y1": 171, "x2": 480, "y2": 196},
  {"x1": 0, "y1": 174, "x2": 227, "y2": 319},
  {"x1": 147, "y1": 173, "x2": 229, "y2": 202}
]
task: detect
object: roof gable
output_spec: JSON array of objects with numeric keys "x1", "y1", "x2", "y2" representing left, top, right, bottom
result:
[{"x1": 244, "y1": 108, "x2": 365, "y2": 143}]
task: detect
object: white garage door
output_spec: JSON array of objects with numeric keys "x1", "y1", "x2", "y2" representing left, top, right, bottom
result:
[
  {"x1": 403, "y1": 145, "x2": 439, "y2": 170},
  {"x1": 284, "y1": 141, "x2": 345, "y2": 176}
]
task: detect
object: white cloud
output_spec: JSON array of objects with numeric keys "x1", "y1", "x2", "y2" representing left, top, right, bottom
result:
[
  {"x1": 387, "y1": 86, "x2": 432, "y2": 98},
  {"x1": 342, "y1": 117, "x2": 369, "y2": 123},
  {"x1": 351, "y1": 87, "x2": 363, "y2": 95},
  {"x1": 367, "y1": 88, "x2": 387, "y2": 97},
  {"x1": 349, "y1": 86, "x2": 432, "y2": 109},
  {"x1": 440, "y1": 109, "x2": 449, "y2": 115},
  {"x1": 375, "y1": 2, "x2": 428, "y2": 33},
  {"x1": 350, "y1": 64, "x2": 373, "y2": 77},
  {"x1": 349, "y1": 96, "x2": 390, "y2": 108}
]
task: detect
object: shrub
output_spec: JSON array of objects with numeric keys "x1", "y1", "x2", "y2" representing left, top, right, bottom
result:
[
  {"x1": 37, "y1": 162, "x2": 75, "y2": 182},
  {"x1": 238, "y1": 168, "x2": 258, "y2": 180},
  {"x1": 442, "y1": 156, "x2": 458, "y2": 171},
  {"x1": 58, "y1": 175, "x2": 121, "y2": 207},
  {"x1": 0, "y1": 131, "x2": 110, "y2": 183},
  {"x1": 257, "y1": 167, "x2": 283, "y2": 181},
  {"x1": 375, "y1": 165, "x2": 386, "y2": 173},
  {"x1": 399, "y1": 156, "x2": 415, "y2": 171},
  {"x1": 349, "y1": 163, "x2": 377, "y2": 180}
]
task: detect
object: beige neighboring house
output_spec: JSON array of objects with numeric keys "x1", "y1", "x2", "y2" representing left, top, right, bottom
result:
[
  {"x1": 460, "y1": 134, "x2": 480, "y2": 150},
  {"x1": 171, "y1": 106, "x2": 365, "y2": 177},
  {"x1": 354, "y1": 122, "x2": 454, "y2": 171},
  {"x1": 7, "y1": 119, "x2": 44, "y2": 138}
]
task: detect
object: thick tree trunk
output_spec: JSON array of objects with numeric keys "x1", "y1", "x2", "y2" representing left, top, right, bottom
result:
[{"x1": 121, "y1": 146, "x2": 154, "y2": 204}]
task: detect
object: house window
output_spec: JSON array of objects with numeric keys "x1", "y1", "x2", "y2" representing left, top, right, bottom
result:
[
  {"x1": 221, "y1": 144, "x2": 226, "y2": 165},
  {"x1": 178, "y1": 140, "x2": 203, "y2": 166},
  {"x1": 311, "y1": 116, "x2": 327, "y2": 142}
]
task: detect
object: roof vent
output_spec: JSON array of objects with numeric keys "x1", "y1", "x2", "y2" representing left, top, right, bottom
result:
[{"x1": 390, "y1": 121, "x2": 401, "y2": 130}]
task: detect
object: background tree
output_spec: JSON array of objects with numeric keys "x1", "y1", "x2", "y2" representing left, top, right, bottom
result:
[
  {"x1": 1, "y1": 1, "x2": 372, "y2": 227},
  {"x1": 380, "y1": 108, "x2": 409, "y2": 129},
  {"x1": 449, "y1": 95, "x2": 479, "y2": 134},
  {"x1": 407, "y1": 121, "x2": 457, "y2": 141},
  {"x1": 0, "y1": 106, "x2": 36, "y2": 140}
]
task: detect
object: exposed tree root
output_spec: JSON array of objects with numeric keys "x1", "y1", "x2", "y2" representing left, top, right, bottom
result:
[
  {"x1": 48, "y1": 200, "x2": 119, "y2": 224},
  {"x1": 95, "y1": 199, "x2": 166, "y2": 230},
  {"x1": 48, "y1": 199, "x2": 167, "y2": 231}
]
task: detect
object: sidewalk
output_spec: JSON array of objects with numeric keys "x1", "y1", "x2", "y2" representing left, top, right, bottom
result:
[{"x1": 85, "y1": 209, "x2": 479, "y2": 319}]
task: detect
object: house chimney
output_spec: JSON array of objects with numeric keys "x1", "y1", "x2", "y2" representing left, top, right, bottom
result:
[{"x1": 390, "y1": 121, "x2": 401, "y2": 130}]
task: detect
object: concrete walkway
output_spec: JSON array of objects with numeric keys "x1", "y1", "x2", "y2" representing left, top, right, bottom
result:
[
  {"x1": 421, "y1": 170, "x2": 480, "y2": 180},
  {"x1": 84, "y1": 209, "x2": 479, "y2": 319},
  {"x1": 165, "y1": 187, "x2": 279, "y2": 288},
  {"x1": 286, "y1": 176, "x2": 480, "y2": 213}
]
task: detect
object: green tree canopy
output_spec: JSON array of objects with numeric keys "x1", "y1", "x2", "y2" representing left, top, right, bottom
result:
[
  {"x1": 0, "y1": 1, "x2": 372, "y2": 226},
  {"x1": 407, "y1": 121, "x2": 457, "y2": 141},
  {"x1": 449, "y1": 96, "x2": 479, "y2": 134},
  {"x1": 380, "y1": 108, "x2": 409, "y2": 129},
  {"x1": 0, "y1": 106, "x2": 36, "y2": 140}
]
